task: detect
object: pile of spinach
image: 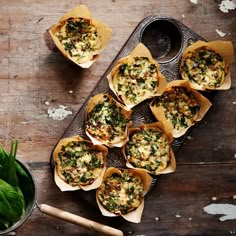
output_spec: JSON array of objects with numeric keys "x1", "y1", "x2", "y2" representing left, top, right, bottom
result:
[{"x1": 0, "y1": 141, "x2": 34, "y2": 230}]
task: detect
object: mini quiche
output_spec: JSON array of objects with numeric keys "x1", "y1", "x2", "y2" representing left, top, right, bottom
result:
[
  {"x1": 122, "y1": 122, "x2": 176, "y2": 175},
  {"x1": 180, "y1": 40, "x2": 234, "y2": 90},
  {"x1": 150, "y1": 80, "x2": 212, "y2": 138},
  {"x1": 85, "y1": 93, "x2": 132, "y2": 148},
  {"x1": 107, "y1": 43, "x2": 167, "y2": 109},
  {"x1": 96, "y1": 167, "x2": 152, "y2": 223},
  {"x1": 53, "y1": 135, "x2": 108, "y2": 191},
  {"x1": 49, "y1": 5, "x2": 112, "y2": 68}
]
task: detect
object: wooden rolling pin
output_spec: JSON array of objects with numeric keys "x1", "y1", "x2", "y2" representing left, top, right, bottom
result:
[{"x1": 38, "y1": 204, "x2": 123, "y2": 236}]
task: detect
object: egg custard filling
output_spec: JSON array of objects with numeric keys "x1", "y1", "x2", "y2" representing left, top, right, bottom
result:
[
  {"x1": 57, "y1": 140, "x2": 104, "y2": 186},
  {"x1": 56, "y1": 17, "x2": 102, "y2": 63},
  {"x1": 155, "y1": 87, "x2": 200, "y2": 131},
  {"x1": 86, "y1": 95, "x2": 130, "y2": 144},
  {"x1": 115, "y1": 57, "x2": 158, "y2": 104},
  {"x1": 126, "y1": 129, "x2": 170, "y2": 174},
  {"x1": 181, "y1": 47, "x2": 225, "y2": 89},
  {"x1": 97, "y1": 170, "x2": 144, "y2": 215}
]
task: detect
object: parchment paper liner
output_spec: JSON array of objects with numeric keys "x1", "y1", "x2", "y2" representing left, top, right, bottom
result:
[
  {"x1": 85, "y1": 93, "x2": 132, "y2": 148},
  {"x1": 149, "y1": 80, "x2": 212, "y2": 138},
  {"x1": 49, "y1": 5, "x2": 112, "y2": 68},
  {"x1": 53, "y1": 135, "x2": 108, "y2": 191},
  {"x1": 96, "y1": 167, "x2": 153, "y2": 223},
  {"x1": 180, "y1": 40, "x2": 234, "y2": 90},
  {"x1": 107, "y1": 43, "x2": 167, "y2": 109},
  {"x1": 122, "y1": 122, "x2": 176, "y2": 175}
]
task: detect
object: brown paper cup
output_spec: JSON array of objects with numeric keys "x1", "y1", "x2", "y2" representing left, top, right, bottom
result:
[
  {"x1": 180, "y1": 40, "x2": 234, "y2": 90},
  {"x1": 96, "y1": 167, "x2": 153, "y2": 223},
  {"x1": 85, "y1": 93, "x2": 132, "y2": 148},
  {"x1": 122, "y1": 122, "x2": 176, "y2": 175},
  {"x1": 107, "y1": 43, "x2": 167, "y2": 109},
  {"x1": 149, "y1": 80, "x2": 212, "y2": 138},
  {"x1": 53, "y1": 135, "x2": 108, "y2": 191},
  {"x1": 49, "y1": 5, "x2": 112, "y2": 68}
]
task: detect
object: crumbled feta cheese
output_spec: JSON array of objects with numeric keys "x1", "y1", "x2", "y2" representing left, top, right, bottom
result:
[
  {"x1": 47, "y1": 105, "x2": 72, "y2": 121},
  {"x1": 190, "y1": 0, "x2": 198, "y2": 4},
  {"x1": 219, "y1": 0, "x2": 236, "y2": 13},
  {"x1": 215, "y1": 29, "x2": 227, "y2": 37}
]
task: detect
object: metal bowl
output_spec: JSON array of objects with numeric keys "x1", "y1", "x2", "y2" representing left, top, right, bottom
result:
[{"x1": 0, "y1": 160, "x2": 36, "y2": 235}]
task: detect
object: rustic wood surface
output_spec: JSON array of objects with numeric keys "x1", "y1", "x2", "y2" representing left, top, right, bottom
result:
[{"x1": 0, "y1": 0, "x2": 236, "y2": 235}]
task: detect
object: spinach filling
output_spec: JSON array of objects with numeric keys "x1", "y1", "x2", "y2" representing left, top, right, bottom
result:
[
  {"x1": 155, "y1": 87, "x2": 200, "y2": 130},
  {"x1": 98, "y1": 170, "x2": 144, "y2": 214},
  {"x1": 87, "y1": 96, "x2": 129, "y2": 141},
  {"x1": 58, "y1": 141, "x2": 103, "y2": 186}
]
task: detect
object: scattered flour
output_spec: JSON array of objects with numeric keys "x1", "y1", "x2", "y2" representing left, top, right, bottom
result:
[
  {"x1": 215, "y1": 29, "x2": 227, "y2": 37},
  {"x1": 190, "y1": 0, "x2": 198, "y2": 4},
  {"x1": 219, "y1": 0, "x2": 236, "y2": 13},
  {"x1": 47, "y1": 105, "x2": 72, "y2": 121},
  {"x1": 203, "y1": 203, "x2": 236, "y2": 221},
  {"x1": 175, "y1": 213, "x2": 181, "y2": 218},
  {"x1": 20, "y1": 121, "x2": 29, "y2": 125}
]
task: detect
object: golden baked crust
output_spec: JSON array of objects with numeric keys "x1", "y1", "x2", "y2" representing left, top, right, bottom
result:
[
  {"x1": 180, "y1": 41, "x2": 234, "y2": 90},
  {"x1": 150, "y1": 80, "x2": 212, "y2": 138},
  {"x1": 96, "y1": 167, "x2": 152, "y2": 223},
  {"x1": 107, "y1": 43, "x2": 167, "y2": 109},
  {"x1": 85, "y1": 93, "x2": 132, "y2": 148},
  {"x1": 123, "y1": 122, "x2": 176, "y2": 175},
  {"x1": 53, "y1": 135, "x2": 107, "y2": 191}
]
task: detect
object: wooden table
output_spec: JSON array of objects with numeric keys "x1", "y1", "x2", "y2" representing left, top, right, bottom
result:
[{"x1": 0, "y1": 1, "x2": 236, "y2": 235}]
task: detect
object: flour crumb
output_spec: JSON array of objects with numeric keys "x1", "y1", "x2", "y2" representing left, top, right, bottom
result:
[
  {"x1": 155, "y1": 217, "x2": 160, "y2": 221},
  {"x1": 189, "y1": 217, "x2": 192, "y2": 220},
  {"x1": 190, "y1": 0, "x2": 198, "y2": 4},
  {"x1": 20, "y1": 121, "x2": 29, "y2": 125},
  {"x1": 212, "y1": 197, "x2": 217, "y2": 201},
  {"x1": 187, "y1": 135, "x2": 193, "y2": 140},
  {"x1": 215, "y1": 29, "x2": 227, "y2": 37},
  {"x1": 45, "y1": 101, "x2": 50, "y2": 106},
  {"x1": 69, "y1": 90, "x2": 73, "y2": 94},
  {"x1": 234, "y1": 153, "x2": 236, "y2": 158},
  {"x1": 203, "y1": 203, "x2": 236, "y2": 221},
  {"x1": 219, "y1": 0, "x2": 236, "y2": 13},
  {"x1": 182, "y1": 14, "x2": 185, "y2": 18},
  {"x1": 175, "y1": 213, "x2": 181, "y2": 218},
  {"x1": 233, "y1": 101, "x2": 236, "y2": 105},
  {"x1": 47, "y1": 105, "x2": 72, "y2": 121},
  {"x1": 233, "y1": 195, "x2": 236, "y2": 200}
]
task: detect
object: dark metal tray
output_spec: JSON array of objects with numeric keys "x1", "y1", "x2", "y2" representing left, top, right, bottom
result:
[{"x1": 50, "y1": 15, "x2": 210, "y2": 206}]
